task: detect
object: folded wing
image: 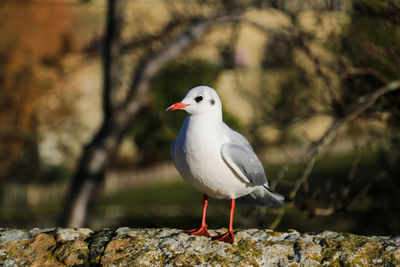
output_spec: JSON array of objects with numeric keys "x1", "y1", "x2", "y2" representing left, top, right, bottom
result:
[
  {"x1": 221, "y1": 143, "x2": 267, "y2": 186},
  {"x1": 221, "y1": 142, "x2": 284, "y2": 206}
]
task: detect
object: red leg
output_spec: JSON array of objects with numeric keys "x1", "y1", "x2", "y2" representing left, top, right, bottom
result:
[
  {"x1": 212, "y1": 198, "x2": 235, "y2": 244},
  {"x1": 184, "y1": 194, "x2": 210, "y2": 237}
]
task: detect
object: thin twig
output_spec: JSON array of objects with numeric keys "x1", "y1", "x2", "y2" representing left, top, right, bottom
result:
[
  {"x1": 290, "y1": 156, "x2": 316, "y2": 199},
  {"x1": 269, "y1": 206, "x2": 286, "y2": 230}
]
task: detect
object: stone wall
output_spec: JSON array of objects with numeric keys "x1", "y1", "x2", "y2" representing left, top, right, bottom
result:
[{"x1": 1, "y1": 228, "x2": 399, "y2": 266}]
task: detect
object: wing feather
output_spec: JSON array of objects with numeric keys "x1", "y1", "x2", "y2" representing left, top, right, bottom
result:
[{"x1": 221, "y1": 143, "x2": 267, "y2": 186}]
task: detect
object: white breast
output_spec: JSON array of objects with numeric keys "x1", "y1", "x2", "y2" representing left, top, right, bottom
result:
[{"x1": 172, "y1": 114, "x2": 252, "y2": 199}]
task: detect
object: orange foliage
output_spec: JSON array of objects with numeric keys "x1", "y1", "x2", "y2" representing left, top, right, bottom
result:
[{"x1": 0, "y1": 1, "x2": 78, "y2": 180}]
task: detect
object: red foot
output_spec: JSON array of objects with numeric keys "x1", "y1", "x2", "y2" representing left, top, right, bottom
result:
[
  {"x1": 212, "y1": 231, "x2": 235, "y2": 244},
  {"x1": 184, "y1": 225, "x2": 210, "y2": 237}
]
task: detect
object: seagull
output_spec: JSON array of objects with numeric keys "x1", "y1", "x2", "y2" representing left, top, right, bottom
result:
[{"x1": 166, "y1": 85, "x2": 284, "y2": 244}]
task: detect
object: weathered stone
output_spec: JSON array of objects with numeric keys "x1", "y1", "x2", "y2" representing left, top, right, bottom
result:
[
  {"x1": 0, "y1": 228, "x2": 398, "y2": 266},
  {"x1": 55, "y1": 227, "x2": 93, "y2": 242},
  {"x1": 1, "y1": 232, "x2": 61, "y2": 267}
]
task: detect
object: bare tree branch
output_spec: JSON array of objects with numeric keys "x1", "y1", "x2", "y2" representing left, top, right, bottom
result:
[
  {"x1": 119, "y1": 13, "x2": 245, "y2": 125},
  {"x1": 123, "y1": 18, "x2": 213, "y2": 116},
  {"x1": 120, "y1": 18, "x2": 199, "y2": 54}
]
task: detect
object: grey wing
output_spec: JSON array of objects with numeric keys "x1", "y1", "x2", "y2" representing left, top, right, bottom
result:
[
  {"x1": 221, "y1": 143, "x2": 268, "y2": 186},
  {"x1": 223, "y1": 123, "x2": 254, "y2": 151}
]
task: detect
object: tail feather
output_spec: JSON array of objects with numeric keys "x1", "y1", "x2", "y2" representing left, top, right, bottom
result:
[{"x1": 236, "y1": 185, "x2": 285, "y2": 206}]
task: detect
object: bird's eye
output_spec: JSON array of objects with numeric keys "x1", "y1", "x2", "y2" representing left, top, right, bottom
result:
[{"x1": 195, "y1": 96, "x2": 203, "y2": 103}]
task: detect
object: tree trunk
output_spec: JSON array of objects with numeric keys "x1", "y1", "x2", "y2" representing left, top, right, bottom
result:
[
  {"x1": 61, "y1": 115, "x2": 128, "y2": 227},
  {"x1": 61, "y1": 0, "x2": 126, "y2": 227}
]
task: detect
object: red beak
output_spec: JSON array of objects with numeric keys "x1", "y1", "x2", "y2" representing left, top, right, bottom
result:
[{"x1": 166, "y1": 102, "x2": 189, "y2": 111}]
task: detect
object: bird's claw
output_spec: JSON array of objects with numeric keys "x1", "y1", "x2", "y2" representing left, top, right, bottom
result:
[
  {"x1": 184, "y1": 225, "x2": 211, "y2": 237},
  {"x1": 212, "y1": 231, "x2": 235, "y2": 244}
]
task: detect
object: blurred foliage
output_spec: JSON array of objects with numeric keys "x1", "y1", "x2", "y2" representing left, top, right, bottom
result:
[
  {"x1": 337, "y1": 0, "x2": 400, "y2": 170},
  {"x1": 261, "y1": 38, "x2": 294, "y2": 69},
  {"x1": 246, "y1": 53, "x2": 314, "y2": 147},
  {"x1": 0, "y1": 47, "x2": 41, "y2": 182},
  {"x1": 336, "y1": 0, "x2": 400, "y2": 120},
  {"x1": 0, "y1": 48, "x2": 77, "y2": 183},
  {"x1": 329, "y1": 0, "x2": 400, "y2": 219},
  {"x1": 0, "y1": 3, "x2": 80, "y2": 183},
  {"x1": 129, "y1": 59, "x2": 241, "y2": 166}
]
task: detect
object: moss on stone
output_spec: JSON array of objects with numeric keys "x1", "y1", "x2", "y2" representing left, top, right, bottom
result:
[
  {"x1": 1, "y1": 228, "x2": 399, "y2": 266},
  {"x1": 87, "y1": 229, "x2": 115, "y2": 266}
]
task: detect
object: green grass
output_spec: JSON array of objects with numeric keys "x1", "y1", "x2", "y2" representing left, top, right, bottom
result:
[{"x1": 94, "y1": 181, "x2": 232, "y2": 230}]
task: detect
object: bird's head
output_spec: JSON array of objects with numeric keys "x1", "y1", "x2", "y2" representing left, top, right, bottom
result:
[{"x1": 166, "y1": 86, "x2": 222, "y2": 115}]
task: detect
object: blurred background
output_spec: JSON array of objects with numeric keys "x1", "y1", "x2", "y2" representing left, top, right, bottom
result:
[{"x1": 1, "y1": 0, "x2": 399, "y2": 236}]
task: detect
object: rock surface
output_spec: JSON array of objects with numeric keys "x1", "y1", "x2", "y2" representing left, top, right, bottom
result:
[{"x1": 0, "y1": 227, "x2": 399, "y2": 266}]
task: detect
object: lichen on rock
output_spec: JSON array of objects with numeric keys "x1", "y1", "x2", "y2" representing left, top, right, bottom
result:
[{"x1": 0, "y1": 227, "x2": 399, "y2": 266}]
